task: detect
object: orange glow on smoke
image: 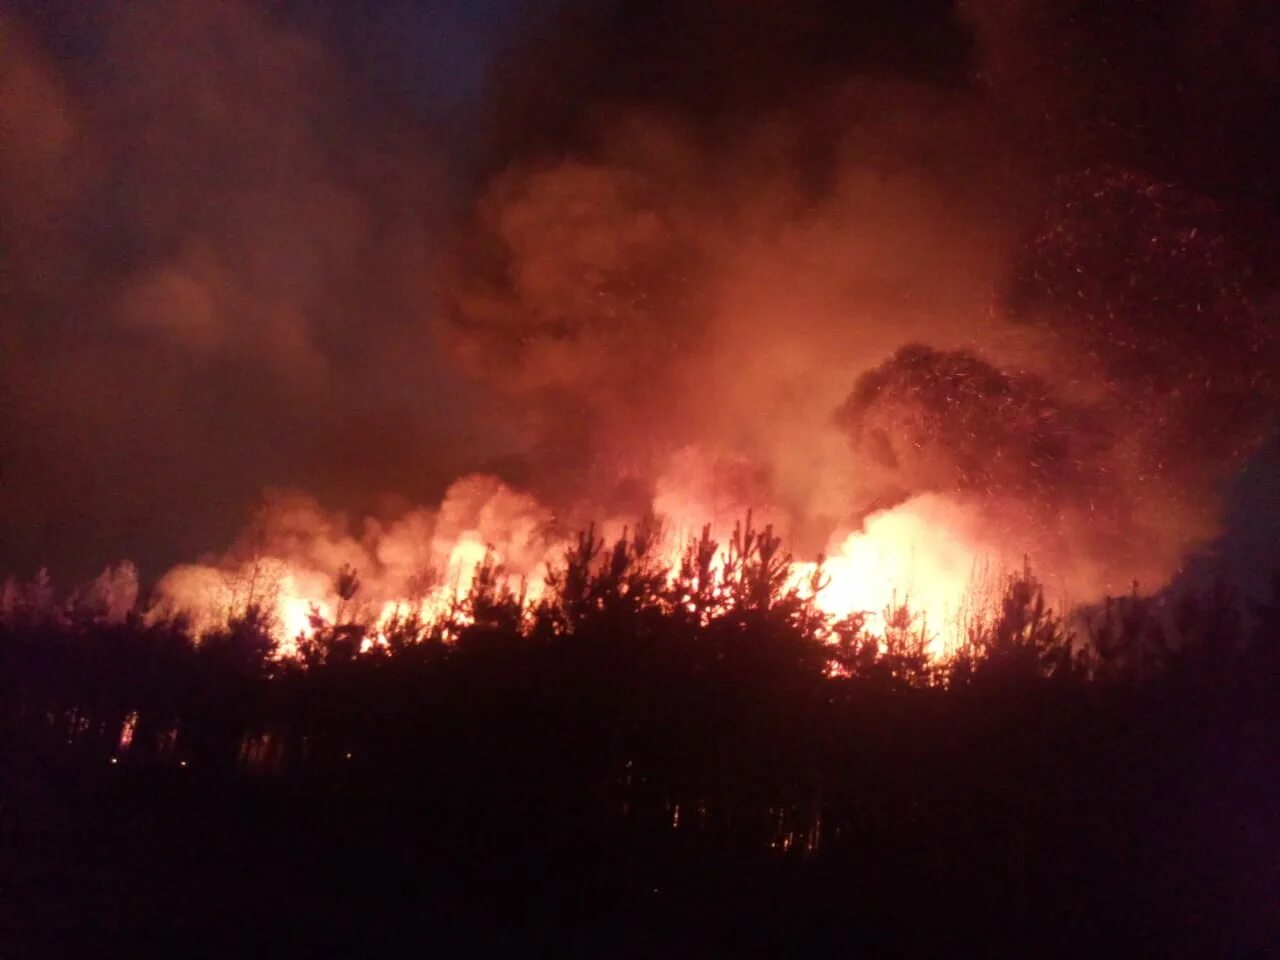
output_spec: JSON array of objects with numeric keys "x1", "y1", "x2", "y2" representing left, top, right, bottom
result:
[{"x1": 148, "y1": 475, "x2": 998, "y2": 661}]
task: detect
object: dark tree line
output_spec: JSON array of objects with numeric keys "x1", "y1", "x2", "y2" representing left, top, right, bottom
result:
[{"x1": 2, "y1": 520, "x2": 1278, "y2": 956}]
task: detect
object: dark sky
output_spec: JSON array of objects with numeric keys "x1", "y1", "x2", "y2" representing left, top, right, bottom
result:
[{"x1": 2, "y1": 0, "x2": 1277, "y2": 594}]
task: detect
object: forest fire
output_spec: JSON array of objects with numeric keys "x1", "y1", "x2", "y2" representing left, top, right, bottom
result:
[
  {"x1": 4, "y1": 2, "x2": 1280, "y2": 954},
  {"x1": 4, "y1": 0, "x2": 1276, "y2": 649},
  {"x1": 49, "y1": 154, "x2": 1280, "y2": 661},
  {"x1": 143, "y1": 473, "x2": 994, "y2": 662}
]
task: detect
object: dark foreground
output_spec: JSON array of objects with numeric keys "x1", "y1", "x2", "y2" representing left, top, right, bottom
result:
[
  {"x1": 2, "y1": 553, "x2": 1278, "y2": 957},
  {"x1": 4, "y1": 693, "x2": 1276, "y2": 959}
]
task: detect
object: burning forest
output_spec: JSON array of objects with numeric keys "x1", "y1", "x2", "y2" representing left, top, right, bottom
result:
[{"x1": 2, "y1": 0, "x2": 1279, "y2": 955}]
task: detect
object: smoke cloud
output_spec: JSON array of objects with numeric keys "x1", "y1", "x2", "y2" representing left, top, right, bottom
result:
[
  {"x1": 442, "y1": 0, "x2": 1279, "y2": 600},
  {"x1": 3, "y1": 0, "x2": 1278, "y2": 612},
  {"x1": 0, "y1": 1, "x2": 490, "y2": 579}
]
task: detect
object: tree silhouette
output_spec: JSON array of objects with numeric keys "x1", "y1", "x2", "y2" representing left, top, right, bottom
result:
[{"x1": 1, "y1": 529, "x2": 1276, "y2": 957}]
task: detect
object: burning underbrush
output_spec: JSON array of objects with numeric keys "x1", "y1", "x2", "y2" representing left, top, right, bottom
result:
[
  {"x1": 0, "y1": 465, "x2": 1212, "y2": 690},
  {"x1": 103, "y1": 472, "x2": 1014, "y2": 666}
]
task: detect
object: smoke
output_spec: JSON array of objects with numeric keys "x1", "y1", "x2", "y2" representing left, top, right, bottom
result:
[
  {"x1": 442, "y1": 0, "x2": 1279, "y2": 600},
  {"x1": 445, "y1": 86, "x2": 1022, "y2": 535},
  {"x1": 835, "y1": 345, "x2": 1106, "y2": 510},
  {"x1": 3, "y1": 0, "x2": 1278, "y2": 613},
  {"x1": 0, "y1": 1, "x2": 486, "y2": 579},
  {"x1": 150, "y1": 477, "x2": 560, "y2": 644}
]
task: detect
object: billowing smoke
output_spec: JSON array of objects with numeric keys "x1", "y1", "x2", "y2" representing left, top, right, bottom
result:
[
  {"x1": 150, "y1": 476, "x2": 561, "y2": 646},
  {"x1": 445, "y1": 88, "x2": 1021, "y2": 540},
  {"x1": 835, "y1": 345, "x2": 1106, "y2": 511},
  {"x1": 3, "y1": 0, "x2": 1278, "y2": 622},
  {"x1": 442, "y1": 0, "x2": 1279, "y2": 601},
  {"x1": 831, "y1": 166, "x2": 1279, "y2": 598}
]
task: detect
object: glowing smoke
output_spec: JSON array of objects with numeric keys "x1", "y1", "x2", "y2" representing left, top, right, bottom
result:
[{"x1": 2, "y1": 1, "x2": 1278, "y2": 635}]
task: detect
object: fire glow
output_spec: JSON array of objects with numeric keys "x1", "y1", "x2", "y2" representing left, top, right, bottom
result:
[
  {"x1": 149, "y1": 473, "x2": 994, "y2": 662},
  {"x1": 3, "y1": 0, "x2": 1275, "y2": 682}
]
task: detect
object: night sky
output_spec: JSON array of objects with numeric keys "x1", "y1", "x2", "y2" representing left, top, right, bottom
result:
[{"x1": 2, "y1": 0, "x2": 1278, "y2": 599}]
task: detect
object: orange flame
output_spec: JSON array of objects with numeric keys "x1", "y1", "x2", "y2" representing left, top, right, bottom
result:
[{"x1": 149, "y1": 471, "x2": 1001, "y2": 660}]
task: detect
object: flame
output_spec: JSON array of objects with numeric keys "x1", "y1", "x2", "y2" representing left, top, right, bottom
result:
[
  {"x1": 795, "y1": 495, "x2": 995, "y2": 658},
  {"x1": 148, "y1": 467, "x2": 1001, "y2": 662}
]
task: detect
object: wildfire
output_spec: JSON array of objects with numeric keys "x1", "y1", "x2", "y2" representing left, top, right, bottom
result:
[
  {"x1": 796, "y1": 495, "x2": 994, "y2": 658},
  {"x1": 148, "y1": 472, "x2": 996, "y2": 661}
]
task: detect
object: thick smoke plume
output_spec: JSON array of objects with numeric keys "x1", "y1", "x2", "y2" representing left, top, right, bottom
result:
[
  {"x1": 835, "y1": 345, "x2": 1104, "y2": 509},
  {"x1": 3, "y1": 0, "x2": 1278, "y2": 626},
  {"x1": 441, "y1": 0, "x2": 1279, "y2": 601}
]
